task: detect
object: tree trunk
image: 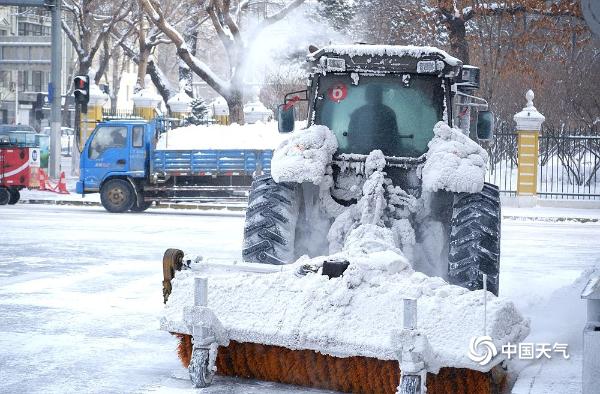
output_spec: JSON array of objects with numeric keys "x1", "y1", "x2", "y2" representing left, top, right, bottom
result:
[
  {"x1": 137, "y1": 48, "x2": 151, "y2": 91},
  {"x1": 179, "y1": 18, "x2": 198, "y2": 98},
  {"x1": 227, "y1": 91, "x2": 244, "y2": 125},
  {"x1": 147, "y1": 59, "x2": 173, "y2": 111},
  {"x1": 110, "y1": 53, "x2": 122, "y2": 112},
  {"x1": 446, "y1": 16, "x2": 470, "y2": 64}
]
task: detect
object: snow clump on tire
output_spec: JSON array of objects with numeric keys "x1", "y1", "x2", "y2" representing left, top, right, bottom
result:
[
  {"x1": 271, "y1": 125, "x2": 338, "y2": 185},
  {"x1": 422, "y1": 121, "x2": 489, "y2": 194}
]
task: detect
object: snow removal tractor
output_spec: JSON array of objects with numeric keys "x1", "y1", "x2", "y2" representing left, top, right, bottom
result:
[
  {"x1": 249, "y1": 44, "x2": 500, "y2": 295},
  {"x1": 160, "y1": 45, "x2": 525, "y2": 394}
]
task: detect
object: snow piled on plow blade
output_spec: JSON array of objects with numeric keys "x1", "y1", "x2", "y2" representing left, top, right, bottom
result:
[{"x1": 161, "y1": 248, "x2": 529, "y2": 374}]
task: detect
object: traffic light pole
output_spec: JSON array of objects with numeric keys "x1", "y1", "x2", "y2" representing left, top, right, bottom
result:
[{"x1": 49, "y1": 0, "x2": 62, "y2": 178}]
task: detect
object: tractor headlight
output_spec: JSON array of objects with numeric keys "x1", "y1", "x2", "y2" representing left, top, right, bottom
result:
[
  {"x1": 321, "y1": 57, "x2": 346, "y2": 72},
  {"x1": 417, "y1": 60, "x2": 444, "y2": 73}
]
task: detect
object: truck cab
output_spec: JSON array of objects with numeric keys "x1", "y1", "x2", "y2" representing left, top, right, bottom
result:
[{"x1": 77, "y1": 119, "x2": 156, "y2": 212}]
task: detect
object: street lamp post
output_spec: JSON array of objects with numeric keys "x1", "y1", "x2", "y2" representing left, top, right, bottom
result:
[{"x1": 49, "y1": 0, "x2": 62, "y2": 178}]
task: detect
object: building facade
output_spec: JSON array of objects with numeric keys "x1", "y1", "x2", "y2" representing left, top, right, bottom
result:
[{"x1": 0, "y1": 6, "x2": 75, "y2": 129}]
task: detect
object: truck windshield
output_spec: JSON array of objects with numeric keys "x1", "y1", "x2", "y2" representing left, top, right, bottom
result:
[
  {"x1": 88, "y1": 126, "x2": 127, "y2": 159},
  {"x1": 314, "y1": 74, "x2": 444, "y2": 157}
]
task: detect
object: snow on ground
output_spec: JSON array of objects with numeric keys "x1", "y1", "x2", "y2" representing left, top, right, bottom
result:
[{"x1": 1, "y1": 204, "x2": 599, "y2": 393}]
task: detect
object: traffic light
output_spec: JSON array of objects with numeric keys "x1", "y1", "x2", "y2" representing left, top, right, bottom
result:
[
  {"x1": 35, "y1": 93, "x2": 45, "y2": 120},
  {"x1": 73, "y1": 75, "x2": 90, "y2": 113}
]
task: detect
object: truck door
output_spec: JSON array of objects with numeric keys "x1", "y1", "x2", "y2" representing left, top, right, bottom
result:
[
  {"x1": 129, "y1": 125, "x2": 147, "y2": 175},
  {"x1": 81, "y1": 125, "x2": 129, "y2": 191}
]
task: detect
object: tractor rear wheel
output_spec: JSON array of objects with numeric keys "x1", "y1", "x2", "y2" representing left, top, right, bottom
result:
[
  {"x1": 8, "y1": 188, "x2": 20, "y2": 205},
  {"x1": 242, "y1": 175, "x2": 300, "y2": 265},
  {"x1": 0, "y1": 187, "x2": 9, "y2": 205},
  {"x1": 448, "y1": 183, "x2": 501, "y2": 296},
  {"x1": 100, "y1": 179, "x2": 135, "y2": 213}
]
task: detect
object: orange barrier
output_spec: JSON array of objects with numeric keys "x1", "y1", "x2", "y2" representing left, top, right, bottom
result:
[
  {"x1": 38, "y1": 169, "x2": 70, "y2": 194},
  {"x1": 39, "y1": 169, "x2": 47, "y2": 191}
]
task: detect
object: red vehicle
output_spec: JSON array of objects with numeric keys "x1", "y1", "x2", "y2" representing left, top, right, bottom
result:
[{"x1": 0, "y1": 133, "x2": 40, "y2": 205}]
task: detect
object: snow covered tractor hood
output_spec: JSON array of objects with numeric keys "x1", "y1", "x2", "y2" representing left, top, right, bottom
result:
[{"x1": 308, "y1": 44, "x2": 462, "y2": 77}]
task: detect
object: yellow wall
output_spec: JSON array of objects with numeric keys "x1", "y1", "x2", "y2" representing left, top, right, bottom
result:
[
  {"x1": 134, "y1": 106, "x2": 155, "y2": 121},
  {"x1": 79, "y1": 105, "x2": 103, "y2": 151}
]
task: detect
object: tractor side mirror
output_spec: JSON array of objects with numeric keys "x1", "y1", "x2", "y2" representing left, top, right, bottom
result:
[
  {"x1": 476, "y1": 110, "x2": 494, "y2": 141},
  {"x1": 277, "y1": 104, "x2": 295, "y2": 133}
]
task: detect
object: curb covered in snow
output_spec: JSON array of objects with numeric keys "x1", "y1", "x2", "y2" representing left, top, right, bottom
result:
[
  {"x1": 18, "y1": 199, "x2": 246, "y2": 212},
  {"x1": 502, "y1": 215, "x2": 599, "y2": 223}
]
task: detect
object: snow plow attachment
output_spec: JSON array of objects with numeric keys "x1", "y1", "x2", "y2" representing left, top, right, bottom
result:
[{"x1": 161, "y1": 248, "x2": 528, "y2": 393}]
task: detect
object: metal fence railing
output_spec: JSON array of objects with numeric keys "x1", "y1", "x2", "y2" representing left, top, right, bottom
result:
[
  {"x1": 485, "y1": 125, "x2": 600, "y2": 200},
  {"x1": 538, "y1": 133, "x2": 600, "y2": 199},
  {"x1": 485, "y1": 128, "x2": 518, "y2": 195}
]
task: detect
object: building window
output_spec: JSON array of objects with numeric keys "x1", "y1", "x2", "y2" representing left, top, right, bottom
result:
[
  {"x1": 18, "y1": 71, "x2": 29, "y2": 91},
  {"x1": 18, "y1": 22, "x2": 49, "y2": 37},
  {"x1": 32, "y1": 71, "x2": 43, "y2": 92},
  {"x1": 0, "y1": 71, "x2": 11, "y2": 89}
]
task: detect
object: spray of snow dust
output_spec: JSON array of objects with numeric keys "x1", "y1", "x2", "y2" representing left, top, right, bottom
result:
[{"x1": 240, "y1": 5, "x2": 350, "y2": 87}]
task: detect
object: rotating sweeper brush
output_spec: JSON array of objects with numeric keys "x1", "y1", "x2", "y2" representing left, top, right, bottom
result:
[
  {"x1": 161, "y1": 247, "x2": 527, "y2": 393},
  {"x1": 158, "y1": 44, "x2": 522, "y2": 392}
]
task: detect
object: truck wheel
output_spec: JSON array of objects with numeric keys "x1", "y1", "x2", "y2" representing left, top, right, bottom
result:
[
  {"x1": 8, "y1": 189, "x2": 20, "y2": 205},
  {"x1": 130, "y1": 200, "x2": 152, "y2": 212},
  {"x1": 242, "y1": 175, "x2": 300, "y2": 265},
  {"x1": 0, "y1": 188, "x2": 9, "y2": 205},
  {"x1": 448, "y1": 183, "x2": 501, "y2": 296},
  {"x1": 100, "y1": 179, "x2": 135, "y2": 213}
]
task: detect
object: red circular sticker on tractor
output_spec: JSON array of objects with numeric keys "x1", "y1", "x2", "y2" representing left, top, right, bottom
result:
[{"x1": 328, "y1": 83, "x2": 348, "y2": 103}]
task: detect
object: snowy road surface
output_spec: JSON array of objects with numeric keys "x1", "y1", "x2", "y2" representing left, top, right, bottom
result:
[{"x1": 1, "y1": 205, "x2": 599, "y2": 393}]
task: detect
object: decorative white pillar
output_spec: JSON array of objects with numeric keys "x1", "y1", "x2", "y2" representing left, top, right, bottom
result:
[
  {"x1": 513, "y1": 90, "x2": 545, "y2": 207},
  {"x1": 167, "y1": 81, "x2": 193, "y2": 122},
  {"x1": 132, "y1": 75, "x2": 162, "y2": 120}
]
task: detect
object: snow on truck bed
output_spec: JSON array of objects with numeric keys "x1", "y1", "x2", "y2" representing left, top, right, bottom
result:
[
  {"x1": 155, "y1": 121, "x2": 295, "y2": 151},
  {"x1": 162, "y1": 234, "x2": 529, "y2": 374}
]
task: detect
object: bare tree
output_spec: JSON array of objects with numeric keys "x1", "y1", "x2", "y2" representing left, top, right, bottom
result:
[
  {"x1": 61, "y1": 0, "x2": 133, "y2": 77},
  {"x1": 139, "y1": 0, "x2": 306, "y2": 124}
]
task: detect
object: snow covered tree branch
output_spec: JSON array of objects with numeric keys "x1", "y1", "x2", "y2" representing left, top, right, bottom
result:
[{"x1": 139, "y1": 0, "x2": 306, "y2": 124}]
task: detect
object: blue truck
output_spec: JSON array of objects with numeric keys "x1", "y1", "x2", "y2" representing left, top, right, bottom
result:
[{"x1": 77, "y1": 118, "x2": 273, "y2": 212}]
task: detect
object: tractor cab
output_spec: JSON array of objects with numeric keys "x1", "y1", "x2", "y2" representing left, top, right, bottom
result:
[{"x1": 278, "y1": 45, "x2": 493, "y2": 158}]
